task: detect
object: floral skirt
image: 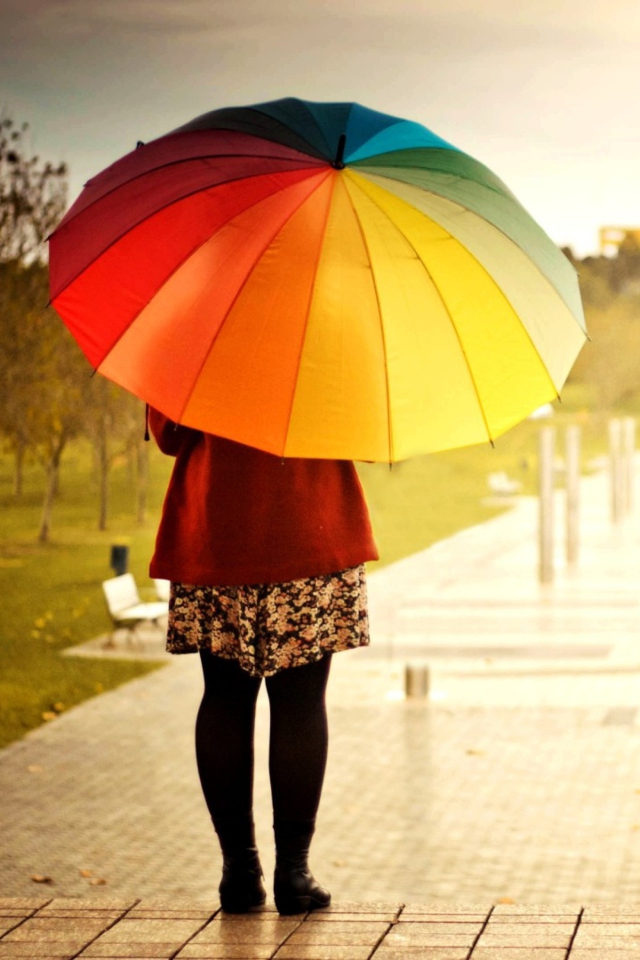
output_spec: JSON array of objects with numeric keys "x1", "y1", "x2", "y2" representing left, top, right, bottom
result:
[{"x1": 166, "y1": 565, "x2": 369, "y2": 677}]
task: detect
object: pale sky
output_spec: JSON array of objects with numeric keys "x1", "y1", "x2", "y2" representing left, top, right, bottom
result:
[{"x1": 2, "y1": 0, "x2": 640, "y2": 256}]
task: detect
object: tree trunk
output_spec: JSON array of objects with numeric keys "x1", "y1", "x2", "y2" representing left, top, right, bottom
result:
[
  {"x1": 136, "y1": 440, "x2": 149, "y2": 525},
  {"x1": 14, "y1": 441, "x2": 25, "y2": 498},
  {"x1": 98, "y1": 428, "x2": 109, "y2": 531},
  {"x1": 38, "y1": 435, "x2": 66, "y2": 543}
]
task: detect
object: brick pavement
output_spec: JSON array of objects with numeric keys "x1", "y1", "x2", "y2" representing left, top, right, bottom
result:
[
  {"x1": 3, "y1": 464, "x2": 640, "y2": 945},
  {"x1": 4, "y1": 897, "x2": 640, "y2": 958}
]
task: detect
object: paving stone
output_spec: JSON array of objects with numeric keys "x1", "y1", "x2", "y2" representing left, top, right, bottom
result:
[
  {"x1": 93, "y1": 918, "x2": 204, "y2": 944},
  {"x1": 305, "y1": 912, "x2": 397, "y2": 922},
  {"x1": 373, "y1": 948, "x2": 470, "y2": 960},
  {"x1": 0, "y1": 942, "x2": 87, "y2": 957},
  {"x1": 81, "y1": 946, "x2": 183, "y2": 959},
  {"x1": 316, "y1": 903, "x2": 400, "y2": 914},
  {"x1": 486, "y1": 915, "x2": 578, "y2": 924},
  {"x1": 399, "y1": 913, "x2": 488, "y2": 923},
  {"x1": 573, "y1": 932, "x2": 640, "y2": 946},
  {"x1": 128, "y1": 899, "x2": 215, "y2": 914},
  {"x1": 571, "y1": 951, "x2": 640, "y2": 959},
  {"x1": 471, "y1": 950, "x2": 567, "y2": 959},
  {"x1": 476, "y1": 927, "x2": 573, "y2": 947},
  {"x1": 402, "y1": 904, "x2": 492, "y2": 915},
  {"x1": 175, "y1": 947, "x2": 277, "y2": 959},
  {"x1": 391, "y1": 922, "x2": 482, "y2": 935},
  {"x1": 32, "y1": 909, "x2": 128, "y2": 921},
  {"x1": 274, "y1": 946, "x2": 373, "y2": 960},
  {"x1": 0, "y1": 919, "x2": 26, "y2": 937},
  {"x1": 37, "y1": 898, "x2": 138, "y2": 913},
  {"x1": 2, "y1": 917, "x2": 112, "y2": 941},
  {"x1": 284, "y1": 921, "x2": 388, "y2": 946},
  {"x1": 581, "y1": 915, "x2": 640, "y2": 924},
  {"x1": 189, "y1": 917, "x2": 298, "y2": 944},
  {"x1": 0, "y1": 901, "x2": 51, "y2": 912},
  {"x1": 491, "y1": 904, "x2": 582, "y2": 915},
  {"x1": 383, "y1": 930, "x2": 476, "y2": 948},
  {"x1": 581, "y1": 905, "x2": 640, "y2": 914}
]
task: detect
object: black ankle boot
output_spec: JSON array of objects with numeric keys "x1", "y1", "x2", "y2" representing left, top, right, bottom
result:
[
  {"x1": 214, "y1": 815, "x2": 266, "y2": 913},
  {"x1": 273, "y1": 819, "x2": 331, "y2": 915}
]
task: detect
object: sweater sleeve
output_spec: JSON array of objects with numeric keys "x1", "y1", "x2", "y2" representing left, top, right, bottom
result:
[{"x1": 148, "y1": 408, "x2": 201, "y2": 457}]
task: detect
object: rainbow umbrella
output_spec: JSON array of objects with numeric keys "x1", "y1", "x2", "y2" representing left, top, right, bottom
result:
[{"x1": 49, "y1": 98, "x2": 586, "y2": 462}]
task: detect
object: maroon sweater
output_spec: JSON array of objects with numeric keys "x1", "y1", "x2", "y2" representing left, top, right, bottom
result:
[{"x1": 148, "y1": 410, "x2": 378, "y2": 587}]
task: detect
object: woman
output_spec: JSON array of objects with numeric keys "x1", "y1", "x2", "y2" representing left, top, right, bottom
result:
[{"x1": 148, "y1": 409, "x2": 378, "y2": 914}]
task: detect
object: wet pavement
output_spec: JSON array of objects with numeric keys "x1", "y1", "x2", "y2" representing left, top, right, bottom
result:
[{"x1": 2, "y1": 463, "x2": 640, "y2": 944}]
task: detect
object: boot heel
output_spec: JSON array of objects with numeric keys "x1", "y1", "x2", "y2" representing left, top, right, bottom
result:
[
  {"x1": 273, "y1": 890, "x2": 311, "y2": 915},
  {"x1": 220, "y1": 881, "x2": 266, "y2": 913}
]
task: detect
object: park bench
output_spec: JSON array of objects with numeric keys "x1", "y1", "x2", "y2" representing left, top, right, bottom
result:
[
  {"x1": 487, "y1": 470, "x2": 522, "y2": 496},
  {"x1": 154, "y1": 578, "x2": 170, "y2": 602},
  {"x1": 102, "y1": 573, "x2": 168, "y2": 644}
]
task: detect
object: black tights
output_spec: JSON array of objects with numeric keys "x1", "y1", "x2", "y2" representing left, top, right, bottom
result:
[{"x1": 195, "y1": 652, "x2": 331, "y2": 826}]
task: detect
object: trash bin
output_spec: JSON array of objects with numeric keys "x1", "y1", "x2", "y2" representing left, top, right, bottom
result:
[{"x1": 110, "y1": 544, "x2": 130, "y2": 576}]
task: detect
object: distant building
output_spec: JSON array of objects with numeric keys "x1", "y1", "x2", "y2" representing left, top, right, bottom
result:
[{"x1": 599, "y1": 226, "x2": 640, "y2": 256}]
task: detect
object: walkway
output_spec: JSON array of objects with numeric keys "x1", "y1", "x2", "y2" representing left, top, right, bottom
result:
[
  {"x1": 2, "y1": 463, "x2": 640, "y2": 953},
  {"x1": 1, "y1": 896, "x2": 639, "y2": 957}
]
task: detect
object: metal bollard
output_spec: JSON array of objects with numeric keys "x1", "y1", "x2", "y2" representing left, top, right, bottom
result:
[
  {"x1": 538, "y1": 426, "x2": 555, "y2": 584},
  {"x1": 404, "y1": 663, "x2": 430, "y2": 698},
  {"x1": 565, "y1": 425, "x2": 581, "y2": 566},
  {"x1": 609, "y1": 418, "x2": 623, "y2": 523},
  {"x1": 623, "y1": 417, "x2": 636, "y2": 515}
]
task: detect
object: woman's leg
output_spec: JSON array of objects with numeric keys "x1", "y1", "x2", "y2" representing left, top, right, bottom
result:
[
  {"x1": 265, "y1": 655, "x2": 332, "y2": 913},
  {"x1": 196, "y1": 651, "x2": 264, "y2": 911},
  {"x1": 265, "y1": 654, "x2": 331, "y2": 821}
]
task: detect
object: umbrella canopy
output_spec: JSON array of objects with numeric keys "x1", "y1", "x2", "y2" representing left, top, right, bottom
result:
[{"x1": 49, "y1": 98, "x2": 587, "y2": 462}]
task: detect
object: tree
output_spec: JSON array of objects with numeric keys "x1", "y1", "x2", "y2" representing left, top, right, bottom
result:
[
  {"x1": 82, "y1": 379, "x2": 146, "y2": 530},
  {"x1": 0, "y1": 116, "x2": 81, "y2": 537},
  {"x1": 0, "y1": 117, "x2": 67, "y2": 265}
]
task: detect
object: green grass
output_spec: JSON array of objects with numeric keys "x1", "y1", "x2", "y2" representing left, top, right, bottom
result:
[
  {"x1": 0, "y1": 389, "x2": 617, "y2": 748},
  {"x1": 0, "y1": 440, "x2": 173, "y2": 749}
]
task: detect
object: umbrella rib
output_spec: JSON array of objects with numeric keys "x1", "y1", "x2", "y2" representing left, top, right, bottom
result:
[
  {"x1": 174, "y1": 169, "x2": 335, "y2": 427},
  {"x1": 344, "y1": 174, "x2": 497, "y2": 447},
  {"x1": 51, "y1": 160, "x2": 324, "y2": 299},
  {"x1": 340, "y1": 178, "x2": 394, "y2": 463},
  {"x1": 92, "y1": 170, "x2": 332, "y2": 390},
  {"x1": 362, "y1": 172, "x2": 588, "y2": 389},
  {"x1": 57, "y1": 152, "x2": 323, "y2": 230},
  {"x1": 355, "y1": 164, "x2": 586, "y2": 331}
]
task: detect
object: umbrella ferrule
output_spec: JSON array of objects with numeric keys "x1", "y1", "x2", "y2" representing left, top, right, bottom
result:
[{"x1": 332, "y1": 134, "x2": 346, "y2": 169}]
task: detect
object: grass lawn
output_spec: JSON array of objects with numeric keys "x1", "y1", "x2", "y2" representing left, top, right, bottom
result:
[
  {"x1": 0, "y1": 439, "x2": 173, "y2": 749},
  {"x1": 0, "y1": 386, "x2": 616, "y2": 748}
]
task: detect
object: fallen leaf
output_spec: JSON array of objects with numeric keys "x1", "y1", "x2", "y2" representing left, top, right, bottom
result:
[
  {"x1": 79, "y1": 869, "x2": 93, "y2": 878},
  {"x1": 89, "y1": 877, "x2": 107, "y2": 886},
  {"x1": 41, "y1": 711, "x2": 57, "y2": 722},
  {"x1": 53, "y1": 702, "x2": 65, "y2": 713},
  {"x1": 31, "y1": 875, "x2": 53, "y2": 884},
  {"x1": 34, "y1": 618, "x2": 46, "y2": 629},
  {"x1": 497, "y1": 897, "x2": 515, "y2": 904}
]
